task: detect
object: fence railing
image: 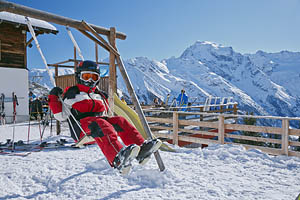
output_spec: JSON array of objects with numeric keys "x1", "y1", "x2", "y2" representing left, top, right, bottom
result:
[{"x1": 144, "y1": 109, "x2": 300, "y2": 157}]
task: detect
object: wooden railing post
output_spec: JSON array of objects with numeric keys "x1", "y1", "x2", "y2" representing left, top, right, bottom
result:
[
  {"x1": 200, "y1": 107, "x2": 203, "y2": 121},
  {"x1": 173, "y1": 112, "x2": 179, "y2": 145},
  {"x1": 282, "y1": 118, "x2": 289, "y2": 156},
  {"x1": 218, "y1": 115, "x2": 225, "y2": 144},
  {"x1": 233, "y1": 104, "x2": 237, "y2": 114}
]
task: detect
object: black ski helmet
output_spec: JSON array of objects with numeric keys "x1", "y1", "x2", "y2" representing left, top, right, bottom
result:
[{"x1": 75, "y1": 60, "x2": 100, "y2": 87}]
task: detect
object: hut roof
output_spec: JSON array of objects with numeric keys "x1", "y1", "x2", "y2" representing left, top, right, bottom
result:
[{"x1": 0, "y1": 11, "x2": 58, "y2": 34}]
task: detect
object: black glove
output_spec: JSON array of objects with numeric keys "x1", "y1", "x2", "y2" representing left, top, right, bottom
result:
[
  {"x1": 63, "y1": 86, "x2": 80, "y2": 100},
  {"x1": 49, "y1": 87, "x2": 63, "y2": 96}
]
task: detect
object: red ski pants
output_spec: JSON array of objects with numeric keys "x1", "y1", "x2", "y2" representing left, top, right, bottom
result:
[{"x1": 80, "y1": 116, "x2": 145, "y2": 166}]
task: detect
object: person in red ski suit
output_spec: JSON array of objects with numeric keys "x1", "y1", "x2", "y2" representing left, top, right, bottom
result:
[{"x1": 48, "y1": 60, "x2": 161, "y2": 173}]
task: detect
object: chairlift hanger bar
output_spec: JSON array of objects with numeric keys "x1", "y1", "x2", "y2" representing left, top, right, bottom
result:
[{"x1": 0, "y1": 0, "x2": 127, "y2": 40}]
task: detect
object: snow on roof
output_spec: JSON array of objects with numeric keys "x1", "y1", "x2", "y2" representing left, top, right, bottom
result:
[{"x1": 0, "y1": 11, "x2": 57, "y2": 33}]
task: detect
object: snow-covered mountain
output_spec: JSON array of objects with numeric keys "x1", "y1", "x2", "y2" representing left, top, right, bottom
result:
[{"x1": 29, "y1": 41, "x2": 300, "y2": 118}]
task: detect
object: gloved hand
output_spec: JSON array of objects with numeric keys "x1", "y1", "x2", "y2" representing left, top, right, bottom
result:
[{"x1": 49, "y1": 87, "x2": 63, "y2": 96}]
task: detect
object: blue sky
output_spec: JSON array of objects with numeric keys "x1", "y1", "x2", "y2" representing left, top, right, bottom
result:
[{"x1": 6, "y1": 0, "x2": 300, "y2": 68}]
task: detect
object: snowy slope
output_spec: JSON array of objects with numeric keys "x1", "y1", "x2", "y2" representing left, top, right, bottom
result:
[
  {"x1": 165, "y1": 41, "x2": 299, "y2": 117},
  {"x1": 29, "y1": 41, "x2": 300, "y2": 117},
  {"x1": 0, "y1": 122, "x2": 300, "y2": 200}
]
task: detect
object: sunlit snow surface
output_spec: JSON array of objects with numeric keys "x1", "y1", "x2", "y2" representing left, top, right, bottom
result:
[{"x1": 0, "y1": 122, "x2": 299, "y2": 200}]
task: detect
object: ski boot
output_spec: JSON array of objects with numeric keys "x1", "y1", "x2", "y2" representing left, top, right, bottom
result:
[
  {"x1": 113, "y1": 144, "x2": 140, "y2": 175},
  {"x1": 136, "y1": 138, "x2": 162, "y2": 165}
]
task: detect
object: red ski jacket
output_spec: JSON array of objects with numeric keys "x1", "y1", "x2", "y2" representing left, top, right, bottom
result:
[{"x1": 48, "y1": 84, "x2": 109, "y2": 121}]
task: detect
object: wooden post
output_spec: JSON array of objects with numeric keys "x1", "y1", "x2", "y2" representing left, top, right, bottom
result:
[
  {"x1": 233, "y1": 104, "x2": 238, "y2": 114},
  {"x1": 199, "y1": 107, "x2": 204, "y2": 131},
  {"x1": 200, "y1": 107, "x2": 203, "y2": 121},
  {"x1": 108, "y1": 27, "x2": 116, "y2": 116},
  {"x1": 95, "y1": 43, "x2": 98, "y2": 63},
  {"x1": 218, "y1": 115, "x2": 225, "y2": 144},
  {"x1": 173, "y1": 112, "x2": 179, "y2": 145},
  {"x1": 54, "y1": 65, "x2": 58, "y2": 81},
  {"x1": 282, "y1": 119, "x2": 289, "y2": 156},
  {"x1": 220, "y1": 105, "x2": 224, "y2": 113},
  {"x1": 74, "y1": 46, "x2": 77, "y2": 70}
]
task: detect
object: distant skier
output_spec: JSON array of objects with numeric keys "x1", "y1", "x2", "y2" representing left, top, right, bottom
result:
[
  {"x1": 28, "y1": 91, "x2": 36, "y2": 101},
  {"x1": 48, "y1": 60, "x2": 162, "y2": 174},
  {"x1": 176, "y1": 89, "x2": 188, "y2": 107}
]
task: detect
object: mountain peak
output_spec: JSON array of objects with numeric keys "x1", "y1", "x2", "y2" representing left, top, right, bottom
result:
[{"x1": 180, "y1": 41, "x2": 234, "y2": 61}]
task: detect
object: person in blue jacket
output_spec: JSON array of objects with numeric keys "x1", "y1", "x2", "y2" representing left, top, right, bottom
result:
[{"x1": 176, "y1": 89, "x2": 188, "y2": 107}]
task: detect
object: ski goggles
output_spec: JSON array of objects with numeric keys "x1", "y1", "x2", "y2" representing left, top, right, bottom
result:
[{"x1": 80, "y1": 71, "x2": 100, "y2": 82}]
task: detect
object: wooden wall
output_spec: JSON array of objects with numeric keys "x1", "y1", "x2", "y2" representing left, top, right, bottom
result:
[{"x1": 0, "y1": 22, "x2": 26, "y2": 69}]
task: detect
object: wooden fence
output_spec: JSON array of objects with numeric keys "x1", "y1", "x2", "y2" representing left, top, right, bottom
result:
[
  {"x1": 144, "y1": 109, "x2": 300, "y2": 157},
  {"x1": 55, "y1": 74, "x2": 109, "y2": 93}
]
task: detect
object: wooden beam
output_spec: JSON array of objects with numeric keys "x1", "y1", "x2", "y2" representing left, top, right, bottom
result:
[
  {"x1": 77, "y1": 29, "x2": 110, "y2": 52},
  {"x1": 108, "y1": 27, "x2": 117, "y2": 116},
  {"x1": 81, "y1": 20, "x2": 120, "y2": 57},
  {"x1": 0, "y1": 0, "x2": 127, "y2": 40},
  {"x1": 26, "y1": 33, "x2": 40, "y2": 47},
  {"x1": 109, "y1": 27, "x2": 117, "y2": 93},
  {"x1": 47, "y1": 64, "x2": 75, "y2": 68},
  {"x1": 95, "y1": 43, "x2": 98, "y2": 63},
  {"x1": 68, "y1": 59, "x2": 110, "y2": 65}
]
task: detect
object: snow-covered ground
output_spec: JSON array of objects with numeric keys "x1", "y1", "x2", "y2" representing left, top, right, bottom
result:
[{"x1": 0, "y1": 121, "x2": 300, "y2": 200}]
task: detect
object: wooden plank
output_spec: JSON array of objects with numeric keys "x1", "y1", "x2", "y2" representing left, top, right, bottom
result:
[
  {"x1": 178, "y1": 135, "x2": 219, "y2": 145},
  {"x1": 289, "y1": 141, "x2": 300, "y2": 147},
  {"x1": 173, "y1": 112, "x2": 179, "y2": 145},
  {"x1": 288, "y1": 150, "x2": 300, "y2": 157},
  {"x1": 177, "y1": 128, "x2": 219, "y2": 137},
  {"x1": 225, "y1": 123, "x2": 282, "y2": 134},
  {"x1": 289, "y1": 128, "x2": 300, "y2": 137},
  {"x1": 218, "y1": 115, "x2": 225, "y2": 144},
  {"x1": 81, "y1": 21, "x2": 120, "y2": 56},
  {"x1": 282, "y1": 119, "x2": 289, "y2": 155},
  {"x1": 152, "y1": 132, "x2": 173, "y2": 139},
  {"x1": 146, "y1": 117, "x2": 173, "y2": 124},
  {"x1": 236, "y1": 143, "x2": 282, "y2": 156},
  {"x1": 77, "y1": 29, "x2": 110, "y2": 52},
  {"x1": 150, "y1": 125, "x2": 173, "y2": 130},
  {"x1": 225, "y1": 133, "x2": 282, "y2": 144},
  {"x1": 178, "y1": 119, "x2": 219, "y2": 128}
]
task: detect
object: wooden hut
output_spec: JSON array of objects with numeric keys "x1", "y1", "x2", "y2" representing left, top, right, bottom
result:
[{"x1": 0, "y1": 11, "x2": 57, "y2": 122}]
